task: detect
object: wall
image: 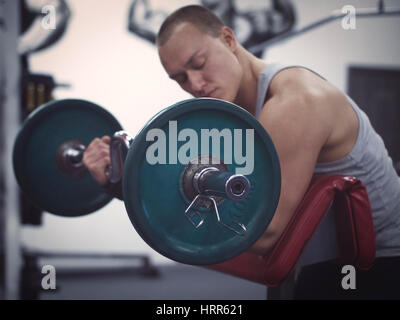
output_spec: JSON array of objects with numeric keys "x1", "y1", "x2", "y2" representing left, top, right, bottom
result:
[{"x1": 265, "y1": 0, "x2": 400, "y2": 90}]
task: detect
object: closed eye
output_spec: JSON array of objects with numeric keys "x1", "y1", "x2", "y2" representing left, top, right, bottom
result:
[
  {"x1": 192, "y1": 55, "x2": 206, "y2": 70},
  {"x1": 193, "y1": 61, "x2": 205, "y2": 70}
]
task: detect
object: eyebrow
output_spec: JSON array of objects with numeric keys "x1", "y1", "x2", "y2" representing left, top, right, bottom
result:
[{"x1": 169, "y1": 50, "x2": 200, "y2": 80}]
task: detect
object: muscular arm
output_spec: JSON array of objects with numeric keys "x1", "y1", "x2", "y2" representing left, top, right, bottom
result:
[{"x1": 248, "y1": 89, "x2": 333, "y2": 256}]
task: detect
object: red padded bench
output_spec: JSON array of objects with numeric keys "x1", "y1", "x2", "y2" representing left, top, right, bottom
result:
[{"x1": 205, "y1": 175, "x2": 376, "y2": 288}]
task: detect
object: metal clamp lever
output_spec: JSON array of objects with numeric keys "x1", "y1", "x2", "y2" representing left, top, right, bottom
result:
[
  {"x1": 209, "y1": 196, "x2": 247, "y2": 236},
  {"x1": 184, "y1": 194, "x2": 247, "y2": 236},
  {"x1": 184, "y1": 194, "x2": 206, "y2": 229}
]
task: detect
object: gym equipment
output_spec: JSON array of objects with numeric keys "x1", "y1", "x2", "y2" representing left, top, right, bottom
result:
[
  {"x1": 13, "y1": 99, "x2": 123, "y2": 216},
  {"x1": 123, "y1": 98, "x2": 281, "y2": 264},
  {"x1": 206, "y1": 175, "x2": 375, "y2": 295},
  {"x1": 249, "y1": 0, "x2": 400, "y2": 54},
  {"x1": 13, "y1": 98, "x2": 281, "y2": 265},
  {"x1": 127, "y1": 0, "x2": 296, "y2": 57},
  {"x1": 18, "y1": 0, "x2": 71, "y2": 55}
]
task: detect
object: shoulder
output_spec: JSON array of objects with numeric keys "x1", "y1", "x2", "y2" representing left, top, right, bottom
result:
[
  {"x1": 268, "y1": 66, "x2": 342, "y2": 107},
  {"x1": 260, "y1": 67, "x2": 344, "y2": 136},
  {"x1": 258, "y1": 69, "x2": 343, "y2": 155},
  {"x1": 259, "y1": 88, "x2": 333, "y2": 139}
]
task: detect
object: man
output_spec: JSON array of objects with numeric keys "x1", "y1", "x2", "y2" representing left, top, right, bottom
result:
[{"x1": 83, "y1": 5, "x2": 400, "y2": 298}]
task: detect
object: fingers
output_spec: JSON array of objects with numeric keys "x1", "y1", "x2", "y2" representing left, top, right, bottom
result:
[
  {"x1": 101, "y1": 135, "x2": 111, "y2": 144},
  {"x1": 82, "y1": 137, "x2": 111, "y2": 186},
  {"x1": 84, "y1": 140, "x2": 109, "y2": 160}
]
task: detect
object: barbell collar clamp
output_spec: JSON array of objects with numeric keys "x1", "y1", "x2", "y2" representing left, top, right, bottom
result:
[
  {"x1": 193, "y1": 167, "x2": 251, "y2": 201},
  {"x1": 184, "y1": 193, "x2": 247, "y2": 236},
  {"x1": 185, "y1": 166, "x2": 250, "y2": 236}
]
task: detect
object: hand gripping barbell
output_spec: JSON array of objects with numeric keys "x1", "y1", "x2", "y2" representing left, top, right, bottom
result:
[{"x1": 13, "y1": 98, "x2": 281, "y2": 265}]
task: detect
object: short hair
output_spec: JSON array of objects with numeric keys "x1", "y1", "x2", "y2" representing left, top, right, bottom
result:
[{"x1": 156, "y1": 5, "x2": 225, "y2": 46}]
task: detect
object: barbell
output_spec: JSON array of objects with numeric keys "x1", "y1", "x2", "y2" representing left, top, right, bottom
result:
[{"x1": 13, "y1": 98, "x2": 281, "y2": 265}]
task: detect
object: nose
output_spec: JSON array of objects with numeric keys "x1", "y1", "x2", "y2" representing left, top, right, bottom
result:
[{"x1": 187, "y1": 70, "x2": 206, "y2": 97}]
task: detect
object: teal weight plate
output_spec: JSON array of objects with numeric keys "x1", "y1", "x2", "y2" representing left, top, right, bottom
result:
[
  {"x1": 13, "y1": 99, "x2": 123, "y2": 217},
  {"x1": 123, "y1": 98, "x2": 281, "y2": 265}
]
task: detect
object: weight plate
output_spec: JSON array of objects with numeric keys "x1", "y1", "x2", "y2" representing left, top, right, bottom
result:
[
  {"x1": 123, "y1": 98, "x2": 281, "y2": 265},
  {"x1": 13, "y1": 99, "x2": 123, "y2": 216}
]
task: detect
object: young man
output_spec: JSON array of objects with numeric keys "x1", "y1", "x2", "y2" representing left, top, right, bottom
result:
[{"x1": 83, "y1": 5, "x2": 400, "y2": 298}]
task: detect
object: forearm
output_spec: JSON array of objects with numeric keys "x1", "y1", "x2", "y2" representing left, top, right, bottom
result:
[
  {"x1": 247, "y1": 229, "x2": 278, "y2": 256},
  {"x1": 247, "y1": 194, "x2": 300, "y2": 256}
]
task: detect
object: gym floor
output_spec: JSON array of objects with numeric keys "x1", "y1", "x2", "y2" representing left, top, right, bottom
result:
[{"x1": 39, "y1": 263, "x2": 266, "y2": 300}]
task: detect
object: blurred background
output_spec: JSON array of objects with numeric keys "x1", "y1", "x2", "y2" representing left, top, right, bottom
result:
[{"x1": 1, "y1": 0, "x2": 399, "y2": 299}]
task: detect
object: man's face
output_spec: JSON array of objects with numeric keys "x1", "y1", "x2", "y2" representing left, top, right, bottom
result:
[{"x1": 158, "y1": 23, "x2": 242, "y2": 102}]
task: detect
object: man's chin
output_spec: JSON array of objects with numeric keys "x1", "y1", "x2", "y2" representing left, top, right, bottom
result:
[
  {"x1": 195, "y1": 90, "x2": 234, "y2": 103},
  {"x1": 214, "y1": 92, "x2": 235, "y2": 103}
]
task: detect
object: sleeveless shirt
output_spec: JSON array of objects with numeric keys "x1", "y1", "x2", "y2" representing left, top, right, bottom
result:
[{"x1": 255, "y1": 63, "x2": 400, "y2": 258}]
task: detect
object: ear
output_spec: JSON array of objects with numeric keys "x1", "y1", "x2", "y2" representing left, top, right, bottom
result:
[{"x1": 219, "y1": 26, "x2": 237, "y2": 53}]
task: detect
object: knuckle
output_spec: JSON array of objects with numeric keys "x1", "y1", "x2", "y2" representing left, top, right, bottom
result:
[{"x1": 100, "y1": 149, "x2": 109, "y2": 157}]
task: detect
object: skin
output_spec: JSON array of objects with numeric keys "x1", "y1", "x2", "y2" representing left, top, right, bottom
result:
[
  {"x1": 157, "y1": 22, "x2": 359, "y2": 255},
  {"x1": 82, "y1": 136, "x2": 111, "y2": 186},
  {"x1": 84, "y1": 21, "x2": 359, "y2": 256}
]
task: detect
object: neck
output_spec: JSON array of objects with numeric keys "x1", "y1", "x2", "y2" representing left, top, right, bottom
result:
[{"x1": 233, "y1": 46, "x2": 267, "y2": 116}]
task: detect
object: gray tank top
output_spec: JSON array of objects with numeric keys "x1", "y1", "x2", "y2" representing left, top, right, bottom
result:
[{"x1": 256, "y1": 63, "x2": 400, "y2": 258}]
